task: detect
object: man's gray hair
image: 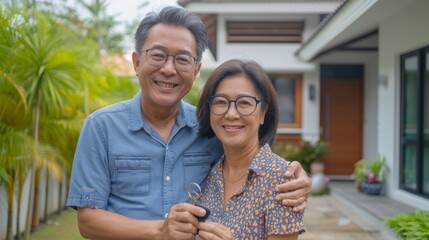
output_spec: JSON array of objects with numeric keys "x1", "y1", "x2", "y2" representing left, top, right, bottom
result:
[{"x1": 134, "y1": 6, "x2": 208, "y2": 63}]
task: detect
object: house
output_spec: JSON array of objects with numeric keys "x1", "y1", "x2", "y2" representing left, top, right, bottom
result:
[{"x1": 180, "y1": 0, "x2": 429, "y2": 210}]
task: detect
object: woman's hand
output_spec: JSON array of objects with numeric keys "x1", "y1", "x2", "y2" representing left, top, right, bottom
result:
[
  {"x1": 275, "y1": 161, "x2": 311, "y2": 212},
  {"x1": 197, "y1": 221, "x2": 234, "y2": 240}
]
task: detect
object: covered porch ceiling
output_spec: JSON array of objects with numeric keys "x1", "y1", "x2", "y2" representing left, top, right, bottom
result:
[{"x1": 295, "y1": 0, "x2": 417, "y2": 61}]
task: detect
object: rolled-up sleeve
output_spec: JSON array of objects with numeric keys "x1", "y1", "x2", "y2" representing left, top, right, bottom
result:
[{"x1": 66, "y1": 116, "x2": 110, "y2": 209}]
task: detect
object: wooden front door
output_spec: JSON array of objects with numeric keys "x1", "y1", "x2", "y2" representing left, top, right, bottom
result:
[{"x1": 320, "y1": 65, "x2": 363, "y2": 175}]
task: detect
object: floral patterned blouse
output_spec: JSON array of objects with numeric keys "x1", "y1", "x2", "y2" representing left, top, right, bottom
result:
[{"x1": 200, "y1": 144, "x2": 305, "y2": 239}]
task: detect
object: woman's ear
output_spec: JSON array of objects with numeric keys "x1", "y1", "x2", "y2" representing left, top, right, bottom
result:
[{"x1": 260, "y1": 104, "x2": 268, "y2": 125}]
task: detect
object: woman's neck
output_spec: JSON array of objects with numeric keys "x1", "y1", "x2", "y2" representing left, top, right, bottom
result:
[{"x1": 222, "y1": 143, "x2": 260, "y2": 174}]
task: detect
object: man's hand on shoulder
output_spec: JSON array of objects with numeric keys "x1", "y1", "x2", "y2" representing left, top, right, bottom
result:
[{"x1": 275, "y1": 161, "x2": 311, "y2": 212}]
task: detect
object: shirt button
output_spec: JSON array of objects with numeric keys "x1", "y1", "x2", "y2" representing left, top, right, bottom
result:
[{"x1": 165, "y1": 176, "x2": 171, "y2": 181}]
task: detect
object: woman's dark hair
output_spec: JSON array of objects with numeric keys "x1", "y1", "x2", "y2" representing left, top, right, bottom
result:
[
  {"x1": 197, "y1": 59, "x2": 279, "y2": 145},
  {"x1": 134, "y1": 6, "x2": 208, "y2": 63}
]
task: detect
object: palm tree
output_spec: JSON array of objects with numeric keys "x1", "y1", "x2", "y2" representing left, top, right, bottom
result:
[
  {"x1": 0, "y1": 123, "x2": 34, "y2": 240},
  {"x1": 76, "y1": 0, "x2": 124, "y2": 54},
  {"x1": 1, "y1": 3, "x2": 139, "y2": 239},
  {"x1": 8, "y1": 10, "x2": 94, "y2": 239}
]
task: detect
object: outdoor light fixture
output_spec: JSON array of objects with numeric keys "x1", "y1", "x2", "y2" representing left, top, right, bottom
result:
[{"x1": 309, "y1": 84, "x2": 316, "y2": 101}]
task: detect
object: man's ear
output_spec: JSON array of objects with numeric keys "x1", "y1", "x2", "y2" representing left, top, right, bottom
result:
[
  {"x1": 193, "y1": 62, "x2": 202, "y2": 78},
  {"x1": 132, "y1": 51, "x2": 140, "y2": 73}
]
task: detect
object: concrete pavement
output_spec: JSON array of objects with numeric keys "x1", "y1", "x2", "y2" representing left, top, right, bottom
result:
[
  {"x1": 298, "y1": 179, "x2": 416, "y2": 240},
  {"x1": 300, "y1": 195, "x2": 396, "y2": 240}
]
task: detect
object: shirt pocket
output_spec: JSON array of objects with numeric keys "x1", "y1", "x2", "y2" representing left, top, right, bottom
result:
[
  {"x1": 182, "y1": 152, "x2": 212, "y2": 191},
  {"x1": 115, "y1": 156, "x2": 151, "y2": 195}
]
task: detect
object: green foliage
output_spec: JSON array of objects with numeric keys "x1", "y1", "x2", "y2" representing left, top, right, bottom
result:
[
  {"x1": 384, "y1": 210, "x2": 429, "y2": 240},
  {"x1": 0, "y1": 3, "x2": 139, "y2": 237},
  {"x1": 273, "y1": 140, "x2": 330, "y2": 173},
  {"x1": 0, "y1": 166, "x2": 10, "y2": 184},
  {"x1": 184, "y1": 77, "x2": 200, "y2": 106}
]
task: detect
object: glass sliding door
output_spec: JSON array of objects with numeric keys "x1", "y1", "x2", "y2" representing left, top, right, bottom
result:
[{"x1": 400, "y1": 46, "x2": 429, "y2": 198}]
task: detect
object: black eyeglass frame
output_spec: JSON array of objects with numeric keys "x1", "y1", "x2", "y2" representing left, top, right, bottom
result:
[
  {"x1": 143, "y1": 48, "x2": 197, "y2": 72},
  {"x1": 208, "y1": 95, "x2": 262, "y2": 116}
]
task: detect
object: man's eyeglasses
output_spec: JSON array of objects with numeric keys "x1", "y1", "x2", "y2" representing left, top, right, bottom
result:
[
  {"x1": 208, "y1": 95, "x2": 262, "y2": 116},
  {"x1": 144, "y1": 48, "x2": 197, "y2": 72}
]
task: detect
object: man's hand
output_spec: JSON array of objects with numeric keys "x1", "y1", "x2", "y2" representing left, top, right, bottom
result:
[
  {"x1": 161, "y1": 203, "x2": 207, "y2": 240},
  {"x1": 275, "y1": 161, "x2": 311, "y2": 212},
  {"x1": 197, "y1": 221, "x2": 234, "y2": 240}
]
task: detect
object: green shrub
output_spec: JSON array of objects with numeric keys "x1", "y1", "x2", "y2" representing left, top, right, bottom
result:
[
  {"x1": 384, "y1": 210, "x2": 429, "y2": 240},
  {"x1": 272, "y1": 140, "x2": 330, "y2": 173}
]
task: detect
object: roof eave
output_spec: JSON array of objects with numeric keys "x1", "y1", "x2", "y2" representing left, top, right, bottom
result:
[{"x1": 295, "y1": 0, "x2": 378, "y2": 61}]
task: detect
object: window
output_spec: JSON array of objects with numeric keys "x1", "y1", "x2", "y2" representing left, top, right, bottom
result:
[
  {"x1": 270, "y1": 74, "x2": 302, "y2": 128},
  {"x1": 400, "y1": 45, "x2": 429, "y2": 198},
  {"x1": 226, "y1": 21, "x2": 304, "y2": 43}
]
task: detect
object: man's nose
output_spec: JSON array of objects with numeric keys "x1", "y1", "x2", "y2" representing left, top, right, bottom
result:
[{"x1": 161, "y1": 56, "x2": 176, "y2": 73}]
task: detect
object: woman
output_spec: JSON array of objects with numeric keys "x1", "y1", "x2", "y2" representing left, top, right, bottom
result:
[{"x1": 196, "y1": 59, "x2": 305, "y2": 239}]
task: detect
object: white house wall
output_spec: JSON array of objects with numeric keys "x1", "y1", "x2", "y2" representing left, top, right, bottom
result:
[
  {"x1": 378, "y1": 0, "x2": 429, "y2": 209},
  {"x1": 215, "y1": 14, "x2": 318, "y2": 72}
]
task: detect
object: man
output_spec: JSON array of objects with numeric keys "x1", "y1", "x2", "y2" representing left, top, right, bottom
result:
[{"x1": 67, "y1": 6, "x2": 310, "y2": 240}]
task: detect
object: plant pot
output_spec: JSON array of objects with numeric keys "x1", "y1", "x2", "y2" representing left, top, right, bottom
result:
[
  {"x1": 361, "y1": 182, "x2": 383, "y2": 195},
  {"x1": 310, "y1": 161, "x2": 325, "y2": 175}
]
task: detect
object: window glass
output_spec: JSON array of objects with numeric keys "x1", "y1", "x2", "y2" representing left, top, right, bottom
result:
[
  {"x1": 272, "y1": 77, "x2": 295, "y2": 123},
  {"x1": 424, "y1": 146, "x2": 429, "y2": 194},
  {"x1": 404, "y1": 56, "x2": 418, "y2": 140},
  {"x1": 403, "y1": 144, "x2": 417, "y2": 190}
]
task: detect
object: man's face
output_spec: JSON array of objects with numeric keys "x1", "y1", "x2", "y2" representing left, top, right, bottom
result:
[{"x1": 132, "y1": 23, "x2": 201, "y2": 109}]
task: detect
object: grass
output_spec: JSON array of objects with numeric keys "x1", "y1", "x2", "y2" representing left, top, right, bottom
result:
[{"x1": 31, "y1": 209, "x2": 84, "y2": 240}]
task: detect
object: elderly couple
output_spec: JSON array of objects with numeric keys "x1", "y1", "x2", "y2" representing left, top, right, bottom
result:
[{"x1": 67, "y1": 6, "x2": 308, "y2": 240}]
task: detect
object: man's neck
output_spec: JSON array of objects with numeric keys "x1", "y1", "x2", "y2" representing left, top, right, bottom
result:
[{"x1": 141, "y1": 101, "x2": 179, "y2": 142}]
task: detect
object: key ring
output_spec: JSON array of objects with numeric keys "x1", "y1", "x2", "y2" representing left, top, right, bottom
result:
[{"x1": 186, "y1": 182, "x2": 202, "y2": 200}]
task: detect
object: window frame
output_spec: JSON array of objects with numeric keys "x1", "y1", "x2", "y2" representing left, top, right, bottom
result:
[{"x1": 269, "y1": 74, "x2": 302, "y2": 128}]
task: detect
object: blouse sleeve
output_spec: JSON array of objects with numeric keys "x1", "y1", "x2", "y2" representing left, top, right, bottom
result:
[{"x1": 264, "y1": 167, "x2": 305, "y2": 235}]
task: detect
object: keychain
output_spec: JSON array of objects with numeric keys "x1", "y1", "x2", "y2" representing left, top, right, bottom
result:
[{"x1": 186, "y1": 182, "x2": 211, "y2": 222}]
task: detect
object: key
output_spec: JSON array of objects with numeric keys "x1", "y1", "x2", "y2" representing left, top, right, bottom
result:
[{"x1": 187, "y1": 182, "x2": 211, "y2": 222}]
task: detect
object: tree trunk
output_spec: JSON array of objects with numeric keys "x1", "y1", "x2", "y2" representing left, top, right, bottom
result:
[
  {"x1": 6, "y1": 179, "x2": 16, "y2": 240},
  {"x1": 43, "y1": 171, "x2": 50, "y2": 222},
  {"x1": 31, "y1": 169, "x2": 40, "y2": 227},
  {"x1": 24, "y1": 97, "x2": 40, "y2": 240},
  {"x1": 16, "y1": 176, "x2": 25, "y2": 240}
]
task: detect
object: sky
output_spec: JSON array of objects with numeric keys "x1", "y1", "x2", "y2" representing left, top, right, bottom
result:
[
  {"x1": 106, "y1": 0, "x2": 179, "y2": 25},
  {"x1": 104, "y1": 0, "x2": 179, "y2": 53}
]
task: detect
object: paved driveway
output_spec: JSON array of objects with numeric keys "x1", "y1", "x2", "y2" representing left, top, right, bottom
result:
[{"x1": 301, "y1": 195, "x2": 396, "y2": 240}]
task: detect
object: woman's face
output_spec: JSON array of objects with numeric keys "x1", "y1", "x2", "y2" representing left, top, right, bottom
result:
[{"x1": 210, "y1": 75, "x2": 266, "y2": 149}]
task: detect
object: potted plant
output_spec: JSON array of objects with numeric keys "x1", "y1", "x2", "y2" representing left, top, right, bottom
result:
[
  {"x1": 273, "y1": 140, "x2": 330, "y2": 174},
  {"x1": 353, "y1": 155, "x2": 387, "y2": 195}
]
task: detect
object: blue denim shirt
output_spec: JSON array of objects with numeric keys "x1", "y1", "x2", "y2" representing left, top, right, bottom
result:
[{"x1": 66, "y1": 91, "x2": 222, "y2": 220}]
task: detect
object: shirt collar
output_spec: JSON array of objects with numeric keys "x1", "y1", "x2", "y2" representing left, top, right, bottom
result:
[
  {"x1": 214, "y1": 143, "x2": 273, "y2": 176},
  {"x1": 128, "y1": 91, "x2": 197, "y2": 132},
  {"x1": 249, "y1": 144, "x2": 272, "y2": 175}
]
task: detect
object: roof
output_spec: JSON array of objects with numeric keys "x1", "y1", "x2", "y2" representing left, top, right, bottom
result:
[
  {"x1": 295, "y1": 0, "x2": 414, "y2": 61},
  {"x1": 101, "y1": 55, "x2": 135, "y2": 77}
]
